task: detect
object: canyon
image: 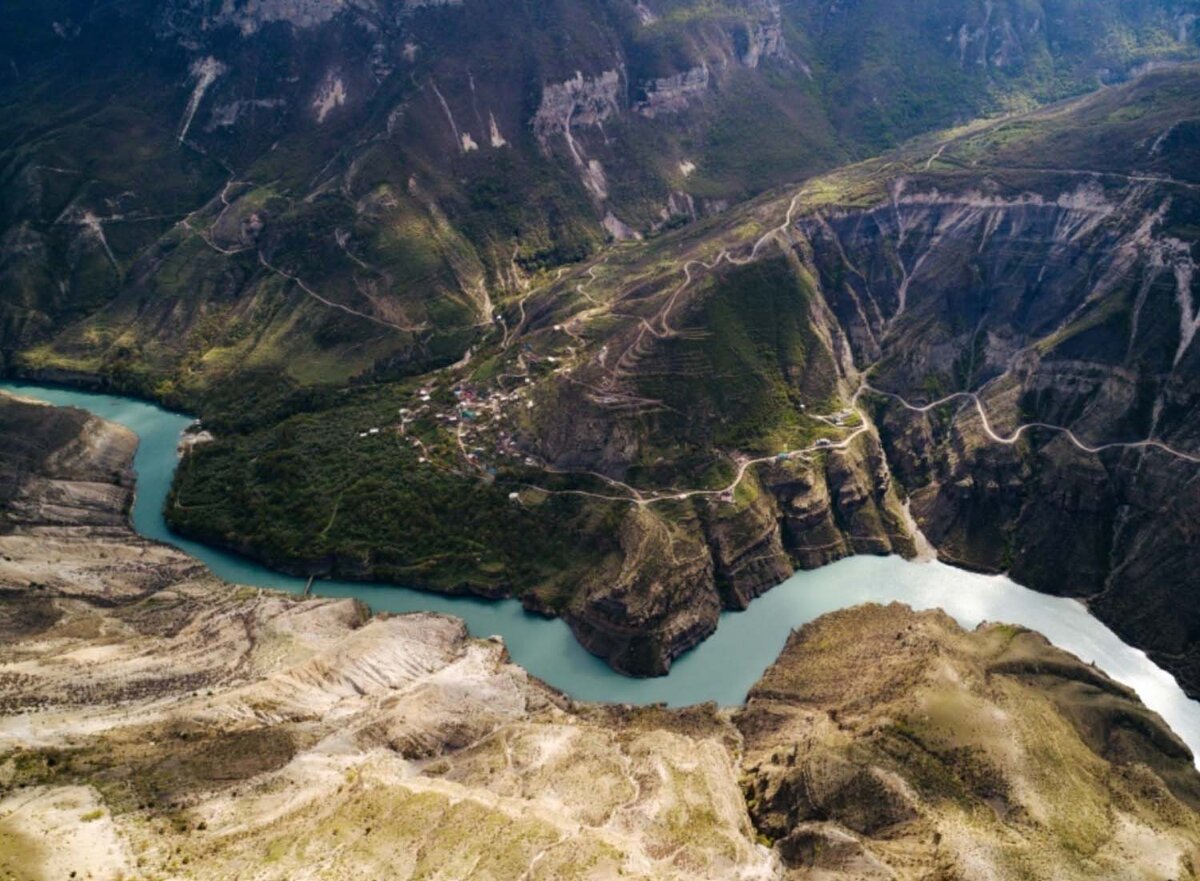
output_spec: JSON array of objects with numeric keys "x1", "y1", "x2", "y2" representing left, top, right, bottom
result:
[
  {"x1": 4, "y1": 391, "x2": 1200, "y2": 878},
  {"x1": 4, "y1": 4, "x2": 1200, "y2": 873}
]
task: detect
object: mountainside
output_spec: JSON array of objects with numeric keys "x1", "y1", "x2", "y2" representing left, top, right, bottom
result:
[
  {"x1": 3, "y1": 2, "x2": 1200, "y2": 690},
  {"x1": 3, "y1": 395, "x2": 1200, "y2": 881},
  {"x1": 155, "y1": 65, "x2": 1200, "y2": 690},
  {"x1": 804, "y1": 69, "x2": 1200, "y2": 697},
  {"x1": 2, "y1": 0, "x2": 1198, "y2": 407}
]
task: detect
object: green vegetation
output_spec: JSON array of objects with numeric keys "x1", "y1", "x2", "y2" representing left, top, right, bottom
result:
[
  {"x1": 4, "y1": 0, "x2": 1194, "y2": 400},
  {"x1": 3, "y1": 0, "x2": 1199, "y2": 634},
  {"x1": 168, "y1": 384, "x2": 623, "y2": 609},
  {"x1": 636, "y1": 255, "x2": 839, "y2": 456}
]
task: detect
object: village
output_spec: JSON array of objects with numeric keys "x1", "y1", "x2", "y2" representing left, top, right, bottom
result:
[
  {"x1": 347, "y1": 350, "x2": 867, "y2": 512},
  {"x1": 340, "y1": 240, "x2": 870, "y2": 510}
]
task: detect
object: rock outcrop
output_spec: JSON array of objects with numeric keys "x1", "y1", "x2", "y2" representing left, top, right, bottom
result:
[
  {"x1": 738, "y1": 603, "x2": 1200, "y2": 879},
  {"x1": 5, "y1": 397, "x2": 1200, "y2": 880},
  {"x1": 532, "y1": 70, "x2": 624, "y2": 145},
  {"x1": 634, "y1": 65, "x2": 710, "y2": 118}
]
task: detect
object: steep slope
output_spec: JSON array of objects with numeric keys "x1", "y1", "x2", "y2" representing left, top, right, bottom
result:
[
  {"x1": 739, "y1": 603, "x2": 1200, "y2": 879},
  {"x1": 2, "y1": 0, "x2": 1196, "y2": 409},
  {"x1": 4, "y1": 397, "x2": 1200, "y2": 881},
  {"x1": 796, "y1": 67, "x2": 1200, "y2": 697}
]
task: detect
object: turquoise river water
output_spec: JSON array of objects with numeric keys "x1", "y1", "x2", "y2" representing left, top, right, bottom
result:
[{"x1": 7, "y1": 379, "x2": 1200, "y2": 762}]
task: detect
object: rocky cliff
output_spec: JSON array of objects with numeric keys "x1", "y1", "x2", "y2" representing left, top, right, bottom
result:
[
  {"x1": 4, "y1": 397, "x2": 1200, "y2": 880},
  {"x1": 796, "y1": 68, "x2": 1200, "y2": 696}
]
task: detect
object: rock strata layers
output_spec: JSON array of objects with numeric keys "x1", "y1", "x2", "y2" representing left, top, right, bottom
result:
[{"x1": 4, "y1": 398, "x2": 1200, "y2": 879}]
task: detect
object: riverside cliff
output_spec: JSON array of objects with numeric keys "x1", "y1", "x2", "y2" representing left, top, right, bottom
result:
[
  {"x1": 4, "y1": 2, "x2": 1200, "y2": 691},
  {"x1": 4, "y1": 395, "x2": 1200, "y2": 880},
  {"x1": 146, "y1": 67, "x2": 1200, "y2": 686}
]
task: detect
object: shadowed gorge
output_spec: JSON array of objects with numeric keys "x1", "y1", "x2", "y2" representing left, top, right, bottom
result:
[{"x1": 127, "y1": 64, "x2": 1200, "y2": 686}]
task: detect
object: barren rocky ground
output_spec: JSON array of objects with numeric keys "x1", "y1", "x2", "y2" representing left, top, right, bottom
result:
[{"x1": 4, "y1": 394, "x2": 1200, "y2": 879}]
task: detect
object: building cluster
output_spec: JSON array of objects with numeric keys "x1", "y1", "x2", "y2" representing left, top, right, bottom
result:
[{"x1": 354, "y1": 378, "x2": 546, "y2": 484}]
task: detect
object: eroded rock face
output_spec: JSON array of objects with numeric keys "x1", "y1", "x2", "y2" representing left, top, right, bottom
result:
[
  {"x1": 161, "y1": 0, "x2": 359, "y2": 38},
  {"x1": 634, "y1": 65, "x2": 710, "y2": 118},
  {"x1": 0, "y1": 397, "x2": 134, "y2": 531},
  {"x1": 566, "y1": 507, "x2": 720, "y2": 676},
  {"x1": 737, "y1": 604, "x2": 1200, "y2": 879},
  {"x1": 803, "y1": 171, "x2": 1200, "y2": 696},
  {"x1": 560, "y1": 435, "x2": 915, "y2": 676},
  {"x1": 0, "y1": 397, "x2": 774, "y2": 881},
  {"x1": 4, "y1": 400, "x2": 1200, "y2": 881},
  {"x1": 739, "y1": 0, "x2": 787, "y2": 68},
  {"x1": 532, "y1": 70, "x2": 623, "y2": 145}
]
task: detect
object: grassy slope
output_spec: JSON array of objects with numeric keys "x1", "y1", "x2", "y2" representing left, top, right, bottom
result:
[
  {"x1": 163, "y1": 65, "x2": 1200, "y2": 609},
  {"x1": 3, "y1": 0, "x2": 1196, "y2": 405}
]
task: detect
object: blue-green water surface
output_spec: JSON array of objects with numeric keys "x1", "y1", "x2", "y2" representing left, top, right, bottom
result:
[{"x1": 7, "y1": 380, "x2": 1200, "y2": 763}]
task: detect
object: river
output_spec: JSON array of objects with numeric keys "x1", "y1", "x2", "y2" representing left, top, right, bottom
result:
[{"x1": 7, "y1": 379, "x2": 1200, "y2": 762}]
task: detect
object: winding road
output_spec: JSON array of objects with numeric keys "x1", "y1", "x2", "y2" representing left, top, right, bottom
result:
[
  {"x1": 507, "y1": 172, "x2": 1200, "y2": 511},
  {"x1": 862, "y1": 383, "x2": 1200, "y2": 465},
  {"x1": 519, "y1": 373, "x2": 1200, "y2": 512}
]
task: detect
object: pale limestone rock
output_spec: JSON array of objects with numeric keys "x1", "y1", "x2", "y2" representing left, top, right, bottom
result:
[
  {"x1": 532, "y1": 69, "x2": 622, "y2": 145},
  {"x1": 312, "y1": 72, "x2": 347, "y2": 123},
  {"x1": 634, "y1": 65, "x2": 710, "y2": 118}
]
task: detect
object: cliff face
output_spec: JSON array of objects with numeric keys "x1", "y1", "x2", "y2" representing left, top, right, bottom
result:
[
  {"x1": 560, "y1": 436, "x2": 915, "y2": 676},
  {"x1": 0, "y1": 394, "x2": 205, "y2": 603},
  {"x1": 4, "y1": 399, "x2": 1200, "y2": 881},
  {"x1": 0, "y1": 396, "x2": 134, "y2": 531},
  {"x1": 794, "y1": 74, "x2": 1200, "y2": 693}
]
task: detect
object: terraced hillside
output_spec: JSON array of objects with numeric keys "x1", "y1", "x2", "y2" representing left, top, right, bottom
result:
[{"x1": 3, "y1": 0, "x2": 1197, "y2": 407}]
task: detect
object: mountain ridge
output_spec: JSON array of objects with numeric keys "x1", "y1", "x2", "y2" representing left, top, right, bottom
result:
[{"x1": 3, "y1": 3, "x2": 1200, "y2": 688}]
